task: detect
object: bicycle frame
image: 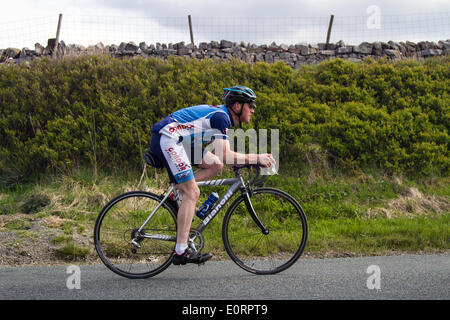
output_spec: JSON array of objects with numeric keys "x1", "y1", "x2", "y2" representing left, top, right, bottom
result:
[
  {"x1": 196, "y1": 177, "x2": 242, "y2": 232},
  {"x1": 135, "y1": 168, "x2": 268, "y2": 244}
]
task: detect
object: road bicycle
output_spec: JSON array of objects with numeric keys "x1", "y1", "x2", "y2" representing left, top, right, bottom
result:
[{"x1": 94, "y1": 152, "x2": 308, "y2": 279}]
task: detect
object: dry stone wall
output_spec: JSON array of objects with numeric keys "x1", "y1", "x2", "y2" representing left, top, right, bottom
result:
[{"x1": 2, "y1": 39, "x2": 449, "y2": 67}]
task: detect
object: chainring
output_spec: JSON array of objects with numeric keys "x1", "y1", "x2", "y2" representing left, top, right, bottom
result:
[{"x1": 188, "y1": 229, "x2": 204, "y2": 253}]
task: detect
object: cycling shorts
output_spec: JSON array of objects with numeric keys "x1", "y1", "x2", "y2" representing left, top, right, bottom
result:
[{"x1": 150, "y1": 132, "x2": 206, "y2": 184}]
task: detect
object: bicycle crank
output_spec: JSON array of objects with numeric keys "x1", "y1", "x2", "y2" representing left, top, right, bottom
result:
[{"x1": 188, "y1": 229, "x2": 204, "y2": 253}]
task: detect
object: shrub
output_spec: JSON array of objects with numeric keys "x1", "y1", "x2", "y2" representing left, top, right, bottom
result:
[
  {"x1": 56, "y1": 242, "x2": 90, "y2": 260},
  {"x1": 20, "y1": 193, "x2": 51, "y2": 214},
  {"x1": 0, "y1": 55, "x2": 448, "y2": 177}
]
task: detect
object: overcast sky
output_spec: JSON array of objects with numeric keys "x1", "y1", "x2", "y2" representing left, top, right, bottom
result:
[{"x1": 1, "y1": 0, "x2": 449, "y2": 49}]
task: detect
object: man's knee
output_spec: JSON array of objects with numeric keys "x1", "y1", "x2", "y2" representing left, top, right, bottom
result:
[
  {"x1": 202, "y1": 153, "x2": 224, "y2": 173},
  {"x1": 211, "y1": 162, "x2": 224, "y2": 174},
  {"x1": 177, "y1": 180, "x2": 200, "y2": 201}
]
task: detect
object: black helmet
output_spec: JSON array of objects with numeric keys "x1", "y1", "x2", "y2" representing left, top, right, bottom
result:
[{"x1": 222, "y1": 86, "x2": 256, "y2": 107}]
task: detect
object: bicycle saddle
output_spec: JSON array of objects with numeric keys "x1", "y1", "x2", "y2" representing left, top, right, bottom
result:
[{"x1": 144, "y1": 151, "x2": 164, "y2": 168}]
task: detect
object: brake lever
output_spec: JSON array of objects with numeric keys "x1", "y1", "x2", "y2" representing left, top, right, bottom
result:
[{"x1": 250, "y1": 165, "x2": 267, "y2": 187}]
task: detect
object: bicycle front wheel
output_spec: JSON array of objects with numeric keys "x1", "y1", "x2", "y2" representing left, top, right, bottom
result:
[
  {"x1": 94, "y1": 191, "x2": 177, "y2": 279},
  {"x1": 222, "y1": 187, "x2": 308, "y2": 275}
]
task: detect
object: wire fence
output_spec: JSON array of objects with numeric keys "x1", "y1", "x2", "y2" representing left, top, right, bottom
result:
[{"x1": 1, "y1": 12, "x2": 449, "y2": 50}]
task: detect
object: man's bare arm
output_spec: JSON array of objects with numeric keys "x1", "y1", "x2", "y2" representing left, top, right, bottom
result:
[{"x1": 212, "y1": 139, "x2": 273, "y2": 167}]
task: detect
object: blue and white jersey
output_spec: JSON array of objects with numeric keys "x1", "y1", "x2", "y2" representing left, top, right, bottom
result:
[{"x1": 152, "y1": 104, "x2": 234, "y2": 145}]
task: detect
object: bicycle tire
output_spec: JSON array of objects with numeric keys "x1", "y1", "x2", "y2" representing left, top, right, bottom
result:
[
  {"x1": 222, "y1": 187, "x2": 308, "y2": 275},
  {"x1": 94, "y1": 191, "x2": 177, "y2": 279}
]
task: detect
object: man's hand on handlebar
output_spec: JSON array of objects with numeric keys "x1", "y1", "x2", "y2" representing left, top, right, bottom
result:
[{"x1": 257, "y1": 154, "x2": 275, "y2": 168}]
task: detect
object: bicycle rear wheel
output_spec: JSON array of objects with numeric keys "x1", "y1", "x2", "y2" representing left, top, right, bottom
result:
[
  {"x1": 94, "y1": 191, "x2": 177, "y2": 279},
  {"x1": 222, "y1": 187, "x2": 308, "y2": 275}
]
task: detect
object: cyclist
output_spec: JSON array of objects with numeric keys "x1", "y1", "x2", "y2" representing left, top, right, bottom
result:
[{"x1": 149, "y1": 86, "x2": 275, "y2": 265}]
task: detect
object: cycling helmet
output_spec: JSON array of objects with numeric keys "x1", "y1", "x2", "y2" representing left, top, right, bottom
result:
[{"x1": 222, "y1": 86, "x2": 256, "y2": 107}]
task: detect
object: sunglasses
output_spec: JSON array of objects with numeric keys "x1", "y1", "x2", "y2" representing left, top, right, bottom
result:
[{"x1": 242, "y1": 102, "x2": 256, "y2": 110}]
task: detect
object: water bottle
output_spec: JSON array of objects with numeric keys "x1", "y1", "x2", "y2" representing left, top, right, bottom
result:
[{"x1": 196, "y1": 192, "x2": 219, "y2": 219}]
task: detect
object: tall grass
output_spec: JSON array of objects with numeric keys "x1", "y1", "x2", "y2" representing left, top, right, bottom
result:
[{"x1": 1, "y1": 166, "x2": 448, "y2": 260}]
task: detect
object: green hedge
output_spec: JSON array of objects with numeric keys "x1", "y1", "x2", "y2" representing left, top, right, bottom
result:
[{"x1": 0, "y1": 55, "x2": 448, "y2": 178}]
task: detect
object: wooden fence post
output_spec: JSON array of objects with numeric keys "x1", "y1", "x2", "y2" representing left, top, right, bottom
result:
[
  {"x1": 53, "y1": 13, "x2": 63, "y2": 58},
  {"x1": 188, "y1": 15, "x2": 194, "y2": 45},
  {"x1": 325, "y1": 14, "x2": 334, "y2": 49}
]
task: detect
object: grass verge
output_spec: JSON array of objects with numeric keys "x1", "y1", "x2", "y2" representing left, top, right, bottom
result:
[{"x1": 0, "y1": 166, "x2": 448, "y2": 265}]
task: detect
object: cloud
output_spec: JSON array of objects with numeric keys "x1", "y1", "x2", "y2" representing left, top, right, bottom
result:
[
  {"x1": 95, "y1": 0, "x2": 450, "y2": 17},
  {"x1": 91, "y1": 0, "x2": 449, "y2": 44},
  {"x1": 1, "y1": 0, "x2": 448, "y2": 48}
]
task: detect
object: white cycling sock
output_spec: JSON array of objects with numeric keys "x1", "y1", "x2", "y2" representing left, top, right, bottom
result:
[{"x1": 175, "y1": 243, "x2": 188, "y2": 255}]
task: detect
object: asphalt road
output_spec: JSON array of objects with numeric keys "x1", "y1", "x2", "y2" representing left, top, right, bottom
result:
[{"x1": 0, "y1": 253, "x2": 448, "y2": 300}]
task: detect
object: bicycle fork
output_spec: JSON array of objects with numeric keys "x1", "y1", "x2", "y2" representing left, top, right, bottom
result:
[{"x1": 242, "y1": 189, "x2": 270, "y2": 235}]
